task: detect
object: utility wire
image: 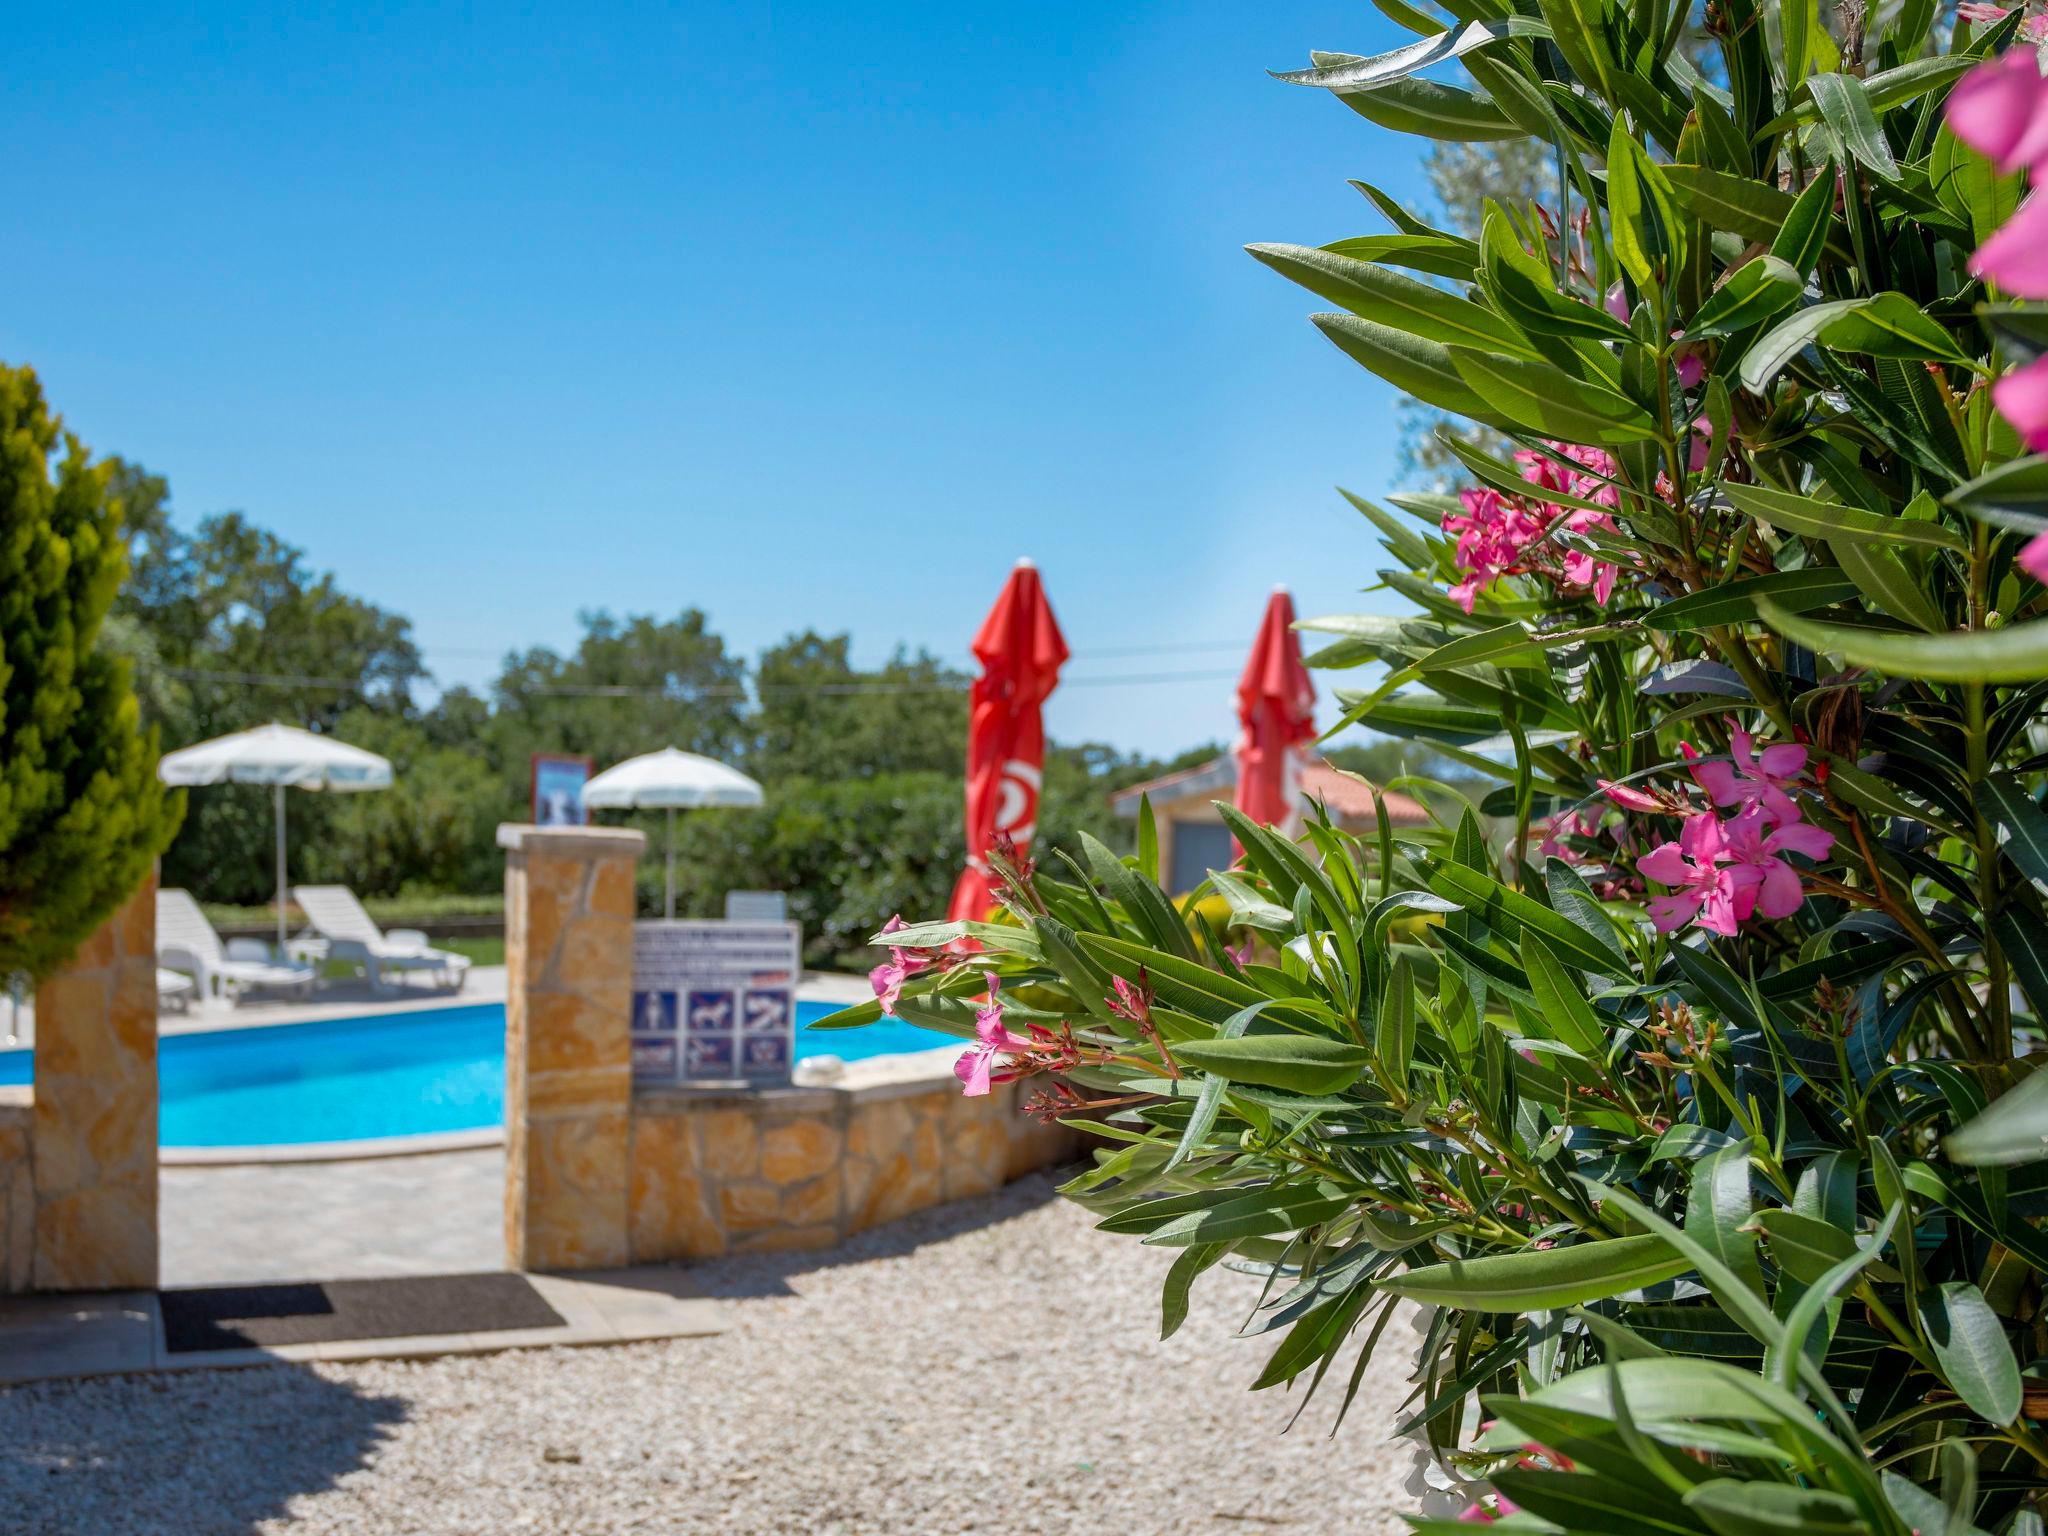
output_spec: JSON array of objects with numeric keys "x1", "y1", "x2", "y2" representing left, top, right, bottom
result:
[{"x1": 144, "y1": 663, "x2": 1243, "y2": 698}]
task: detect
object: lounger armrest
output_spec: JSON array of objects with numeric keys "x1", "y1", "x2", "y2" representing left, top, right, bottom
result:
[
  {"x1": 384, "y1": 928, "x2": 432, "y2": 952},
  {"x1": 158, "y1": 943, "x2": 205, "y2": 974},
  {"x1": 225, "y1": 936, "x2": 276, "y2": 963}
]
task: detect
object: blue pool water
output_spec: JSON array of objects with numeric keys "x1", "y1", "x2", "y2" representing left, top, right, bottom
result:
[{"x1": 0, "y1": 1001, "x2": 950, "y2": 1148}]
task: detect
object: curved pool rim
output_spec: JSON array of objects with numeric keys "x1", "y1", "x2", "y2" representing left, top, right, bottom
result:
[{"x1": 0, "y1": 995, "x2": 955, "y2": 1166}]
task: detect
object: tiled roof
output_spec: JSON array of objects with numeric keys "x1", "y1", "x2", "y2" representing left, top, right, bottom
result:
[{"x1": 1109, "y1": 756, "x2": 1430, "y2": 827}]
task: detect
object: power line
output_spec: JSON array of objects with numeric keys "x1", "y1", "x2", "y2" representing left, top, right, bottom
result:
[{"x1": 145, "y1": 663, "x2": 1243, "y2": 698}]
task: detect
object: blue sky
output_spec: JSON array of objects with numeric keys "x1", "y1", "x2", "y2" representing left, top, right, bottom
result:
[{"x1": 10, "y1": 1, "x2": 1426, "y2": 755}]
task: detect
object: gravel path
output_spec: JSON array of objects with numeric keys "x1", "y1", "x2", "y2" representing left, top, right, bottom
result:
[{"x1": 0, "y1": 1175, "x2": 1418, "y2": 1534}]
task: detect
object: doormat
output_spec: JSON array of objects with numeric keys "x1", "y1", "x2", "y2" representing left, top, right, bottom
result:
[{"x1": 160, "y1": 1272, "x2": 566, "y2": 1354}]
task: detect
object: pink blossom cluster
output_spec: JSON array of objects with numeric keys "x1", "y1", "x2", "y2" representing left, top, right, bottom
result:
[
  {"x1": 1601, "y1": 725, "x2": 1834, "y2": 937},
  {"x1": 1532, "y1": 805, "x2": 1645, "y2": 900},
  {"x1": 1958, "y1": 1, "x2": 2048, "y2": 43},
  {"x1": 1945, "y1": 47, "x2": 2048, "y2": 582},
  {"x1": 868, "y1": 914, "x2": 935, "y2": 1013},
  {"x1": 1441, "y1": 442, "x2": 1629, "y2": 613}
]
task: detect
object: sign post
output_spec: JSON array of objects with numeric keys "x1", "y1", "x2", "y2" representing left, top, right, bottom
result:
[
  {"x1": 630, "y1": 920, "x2": 800, "y2": 1088},
  {"x1": 530, "y1": 753, "x2": 593, "y2": 827}
]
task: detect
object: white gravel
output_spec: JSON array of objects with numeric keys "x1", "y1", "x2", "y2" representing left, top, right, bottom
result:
[{"x1": 0, "y1": 1174, "x2": 1417, "y2": 1534}]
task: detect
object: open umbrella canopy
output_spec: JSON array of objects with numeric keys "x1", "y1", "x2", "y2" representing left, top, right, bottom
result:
[
  {"x1": 157, "y1": 722, "x2": 393, "y2": 791},
  {"x1": 584, "y1": 749, "x2": 765, "y2": 919},
  {"x1": 582, "y1": 748, "x2": 763, "y2": 810},
  {"x1": 157, "y1": 723, "x2": 395, "y2": 947}
]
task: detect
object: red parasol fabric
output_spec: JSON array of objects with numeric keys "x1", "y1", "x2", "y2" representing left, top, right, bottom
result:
[
  {"x1": 1234, "y1": 586, "x2": 1317, "y2": 841},
  {"x1": 946, "y1": 559, "x2": 1069, "y2": 923}
]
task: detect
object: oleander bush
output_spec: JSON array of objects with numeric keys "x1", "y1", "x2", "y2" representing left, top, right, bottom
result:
[{"x1": 826, "y1": 4, "x2": 2048, "y2": 1530}]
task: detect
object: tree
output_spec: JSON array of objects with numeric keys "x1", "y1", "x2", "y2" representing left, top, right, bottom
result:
[
  {"x1": 0, "y1": 364, "x2": 181, "y2": 977},
  {"x1": 750, "y1": 632, "x2": 966, "y2": 780},
  {"x1": 107, "y1": 493, "x2": 429, "y2": 904}
]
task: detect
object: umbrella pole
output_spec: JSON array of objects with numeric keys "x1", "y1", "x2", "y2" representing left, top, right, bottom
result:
[
  {"x1": 664, "y1": 807, "x2": 677, "y2": 921},
  {"x1": 274, "y1": 782, "x2": 289, "y2": 951}
]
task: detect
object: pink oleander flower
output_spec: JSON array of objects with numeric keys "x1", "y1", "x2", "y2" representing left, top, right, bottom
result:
[
  {"x1": 1960, "y1": 2, "x2": 2013, "y2": 21},
  {"x1": 2021, "y1": 530, "x2": 2048, "y2": 581},
  {"x1": 1604, "y1": 281, "x2": 1629, "y2": 321},
  {"x1": 1948, "y1": 46, "x2": 2048, "y2": 174},
  {"x1": 1682, "y1": 724, "x2": 1808, "y2": 825},
  {"x1": 1598, "y1": 777, "x2": 1675, "y2": 813},
  {"x1": 1721, "y1": 805, "x2": 1836, "y2": 920},
  {"x1": 1639, "y1": 813, "x2": 1758, "y2": 937},
  {"x1": 868, "y1": 915, "x2": 933, "y2": 1013},
  {"x1": 1674, "y1": 349, "x2": 1705, "y2": 390},
  {"x1": 1440, "y1": 443, "x2": 1631, "y2": 611},
  {"x1": 1994, "y1": 354, "x2": 2048, "y2": 451},
  {"x1": 1972, "y1": 189, "x2": 2048, "y2": 296},
  {"x1": 954, "y1": 974, "x2": 1032, "y2": 1096}
]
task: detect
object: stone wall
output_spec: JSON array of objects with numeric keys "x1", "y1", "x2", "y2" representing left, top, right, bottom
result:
[
  {"x1": 499, "y1": 822, "x2": 1079, "y2": 1273},
  {"x1": 499, "y1": 823, "x2": 647, "y2": 1272},
  {"x1": 628, "y1": 1061, "x2": 1076, "y2": 1260},
  {"x1": 0, "y1": 1093, "x2": 33, "y2": 1293},
  {"x1": 32, "y1": 877, "x2": 158, "y2": 1291}
]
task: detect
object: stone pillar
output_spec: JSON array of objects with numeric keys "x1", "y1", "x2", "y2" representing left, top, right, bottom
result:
[
  {"x1": 33, "y1": 874, "x2": 158, "y2": 1291},
  {"x1": 499, "y1": 824, "x2": 645, "y2": 1271}
]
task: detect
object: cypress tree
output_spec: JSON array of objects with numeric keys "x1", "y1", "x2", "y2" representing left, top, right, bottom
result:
[{"x1": 0, "y1": 363, "x2": 181, "y2": 978}]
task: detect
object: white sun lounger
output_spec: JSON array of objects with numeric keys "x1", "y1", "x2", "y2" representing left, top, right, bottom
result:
[
  {"x1": 290, "y1": 886, "x2": 471, "y2": 992},
  {"x1": 156, "y1": 967, "x2": 196, "y2": 1012},
  {"x1": 156, "y1": 888, "x2": 317, "y2": 1004}
]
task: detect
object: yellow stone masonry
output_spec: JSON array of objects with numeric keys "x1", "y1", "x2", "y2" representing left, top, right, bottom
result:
[
  {"x1": 499, "y1": 822, "x2": 1078, "y2": 1273},
  {"x1": 627, "y1": 1076, "x2": 1076, "y2": 1262},
  {"x1": 31, "y1": 877, "x2": 159, "y2": 1292},
  {"x1": 499, "y1": 824, "x2": 646, "y2": 1271}
]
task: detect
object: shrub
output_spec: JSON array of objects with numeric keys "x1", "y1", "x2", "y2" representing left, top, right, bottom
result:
[
  {"x1": 0, "y1": 364, "x2": 180, "y2": 978},
  {"x1": 834, "y1": 9, "x2": 2048, "y2": 1530}
]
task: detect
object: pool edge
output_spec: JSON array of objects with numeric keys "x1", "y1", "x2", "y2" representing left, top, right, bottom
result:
[{"x1": 162, "y1": 1125, "x2": 506, "y2": 1167}]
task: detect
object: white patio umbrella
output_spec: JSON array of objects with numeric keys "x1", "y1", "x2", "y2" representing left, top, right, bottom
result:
[
  {"x1": 157, "y1": 723, "x2": 394, "y2": 947},
  {"x1": 582, "y1": 748, "x2": 764, "y2": 919}
]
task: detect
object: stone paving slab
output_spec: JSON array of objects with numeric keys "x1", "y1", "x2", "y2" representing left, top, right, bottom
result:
[{"x1": 0, "y1": 1267, "x2": 724, "y2": 1387}]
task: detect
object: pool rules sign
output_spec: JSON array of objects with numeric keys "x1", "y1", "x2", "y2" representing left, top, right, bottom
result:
[{"x1": 630, "y1": 921, "x2": 801, "y2": 1087}]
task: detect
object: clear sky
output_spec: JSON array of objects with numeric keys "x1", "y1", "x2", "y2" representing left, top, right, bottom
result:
[{"x1": 10, "y1": 1, "x2": 1426, "y2": 756}]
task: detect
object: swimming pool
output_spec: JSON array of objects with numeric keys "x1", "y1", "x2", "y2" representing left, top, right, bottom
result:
[{"x1": 0, "y1": 1001, "x2": 950, "y2": 1149}]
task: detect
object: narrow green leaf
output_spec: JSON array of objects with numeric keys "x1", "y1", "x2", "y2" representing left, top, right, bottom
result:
[
  {"x1": 1976, "y1": 775, "x2": 2048, "y2": 890},
  {"x1": 1312, "y1": 313, "x2": 1510, "y2": 425},
  {"x1": 1946, "y1": 1068, "x2": 2048, "y2": 1166},
  {"x1": 1918, "y1": 1282, "x2": 2023, "y2": 1424},
  {"x1": 1425, "y1": 860, "x2": 1623, "y2": 975},
  {"x1": 1724, "y1": 481, "x2": 1968, "y2": 550},
  {"x1": 1683, "y1": 1480, "x2": 1863, "y2": 1536},
  {"x1": 1448, "y1": 347, "x2": 1661, "y2": 445},
  {"x1": 1382, "y1": 1233, "x2": 1690, "y2": 1310},
  {"x1": 1175, "y1": 1034, "x2": 1371, "y2": 1096},
  {"x1": 1687, "y1": 1146, "x2": 1764, "y2": 1299},
  {"x1": 1333, "y1": 75, "x2": 1524, "y2": 142},
  {"x1": 1644, "y1": 569, "x2": 1860, "y2": 631},
  {"x1": 1165, "y1": 1000, "x2": 1270, "y2": 1172},
  {"x1": 1757, "y1": 599, "x2": 2048, "y2": 683},
  {"x1": 1519, "y1": 932, "x2": 1608, "y2": 1056},
  {"x1": 1685, "y1": 254, "x2": 1803, "y2": 339},
  {"x1": 1808, "y1": 73, "x2": 1899, "y2": 179},
  {"x1": 1249, "y1": 244, "x2": 1538, "y2": 357}
]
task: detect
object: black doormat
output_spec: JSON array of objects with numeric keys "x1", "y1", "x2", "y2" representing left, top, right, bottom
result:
[{"x1": 160, "y1": 1272, "x2": 566, "y2": 1354}]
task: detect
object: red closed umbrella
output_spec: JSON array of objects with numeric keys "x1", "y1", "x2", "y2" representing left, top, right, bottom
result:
[
  {"x1": 1234, "y1": 586, "x2": 1317, "y2": 841},
  {"x1": 947, "y1": 559, "x2": 1069, "y2": 922}
]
